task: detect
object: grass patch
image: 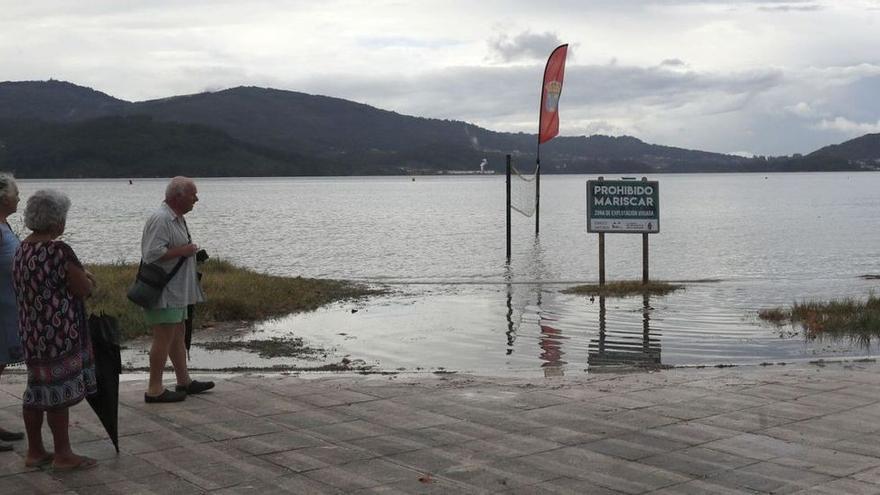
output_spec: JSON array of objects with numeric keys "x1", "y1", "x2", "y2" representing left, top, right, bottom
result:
[
  {"x1": 758, "y1": 294, "x2": 880, "y2": 341},
  {"x1": 194, "y1": 337, "x2": 324, "y2": 359},
  {"x1": 562, "y1": 280, "x2": 683, "y2": 297},
  {"x1": 757, "y1": 307, "x2": 789, "y2": 324},
  {"x1": 86, "y1": 259, "x2": 380, "y2": 341}
]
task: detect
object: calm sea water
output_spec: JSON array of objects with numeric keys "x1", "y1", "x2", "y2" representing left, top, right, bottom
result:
[{"x1": 16, "y1": 173, "x2": 880, "y2": 375}]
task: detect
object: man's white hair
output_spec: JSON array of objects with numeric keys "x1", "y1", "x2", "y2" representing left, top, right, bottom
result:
[{"x1": 165, "y1": 176, "x2": 195, "y2": 200}]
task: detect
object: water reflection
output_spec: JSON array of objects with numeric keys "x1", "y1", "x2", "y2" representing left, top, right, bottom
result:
[
  {"x1": 538, "y1": 319, "x2": 567, "y2": 377},
  {"x1": 588, "y1": 294, "x2": 662, "y2": 372}
]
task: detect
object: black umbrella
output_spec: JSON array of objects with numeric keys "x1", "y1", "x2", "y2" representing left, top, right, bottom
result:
[
  {"x1": 86, "y1": 313, "x2": 121, "y2": 453},
  {"x1": 184, "y1": 304, "x2": 194, "y2": 356}
]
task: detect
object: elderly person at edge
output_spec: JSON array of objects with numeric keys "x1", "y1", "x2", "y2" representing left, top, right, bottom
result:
[
  {"x1": 0, "y1": 174, "x2": 24, "y2": 452},
  {"x1": 13, "y1": 189, "x2": 97, "y2": 470},
  {"x1": 143, "y1": 177, "x2": 213, "y2": 403}
]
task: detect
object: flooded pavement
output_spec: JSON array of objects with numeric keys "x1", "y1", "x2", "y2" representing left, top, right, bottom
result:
[{"x1": 121, "y1": 280, "x2": 880, "y2": 376}]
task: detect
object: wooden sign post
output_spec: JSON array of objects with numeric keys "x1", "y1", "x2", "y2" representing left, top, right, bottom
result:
[{"x1": 586, "y1": 176, "x2": 659, "y2": 286}]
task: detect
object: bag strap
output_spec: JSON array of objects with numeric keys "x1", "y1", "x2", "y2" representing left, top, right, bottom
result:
[
  {"x1": 138, "y1": 255, "x2": 187, "y2": 284},
  {"x1": 166, "y1": 256, "x2": 187, "y2": 283}
]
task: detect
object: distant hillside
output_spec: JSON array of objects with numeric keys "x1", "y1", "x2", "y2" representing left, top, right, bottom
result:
[
  {"x1": 0, "y1": 80, "x2": 125, "y2": 122},
  {"x1": 0, "y1": 115, "x2": 358, "y2": 178},
  {"x1": 0, "y1": 80, "x2": 874, "y2": 176},
  {"x1": 807, "y1": 133, "x2": 880, "y2": 161}
]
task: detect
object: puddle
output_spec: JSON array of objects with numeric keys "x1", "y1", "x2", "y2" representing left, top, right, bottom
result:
[{"x1": 121, "y1": 280, "x2": 880, "y2": 377}]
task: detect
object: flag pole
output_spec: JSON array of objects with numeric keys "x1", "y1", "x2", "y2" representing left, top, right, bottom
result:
[
  {"x1": 536, "y1": 43, "x2": 568, "y2": 238},
  {"x1": 535, "y1": 145, "x2": 541, "y2": 236}
]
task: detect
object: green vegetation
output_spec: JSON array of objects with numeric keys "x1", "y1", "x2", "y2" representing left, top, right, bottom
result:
[
  {"x1": 758, "y1": 295, "x2": 880, "y2": 341},
  {"x1": 194, "y1": 337, "x2": 324, "y2": 359},
  {"x1": 86, "y1": 259, "x2": 380, "y2": 340},
  {"x1": 562, "y1": 280, "x2": 683, "y2": 297}
]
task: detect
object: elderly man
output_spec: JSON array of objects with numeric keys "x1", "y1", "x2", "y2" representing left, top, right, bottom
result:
[{"x1": 142, "y1": 177, "x2": 213, "y2": 403}]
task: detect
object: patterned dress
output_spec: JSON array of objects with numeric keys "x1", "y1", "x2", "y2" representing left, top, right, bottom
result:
[
  {"x1": 0, "y1": 223, "x2": 22, "y2": 365},
  {"x1": 13, "y1": 240, "x2": 96, "y2": 410}
]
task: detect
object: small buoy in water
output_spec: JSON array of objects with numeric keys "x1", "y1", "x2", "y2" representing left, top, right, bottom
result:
[
  {"x1": 412, "y1": 177, "x2": 415, "y2": 181},
  {"x1": 128, "y1": 179, "x2": 133, "y2": 185}
]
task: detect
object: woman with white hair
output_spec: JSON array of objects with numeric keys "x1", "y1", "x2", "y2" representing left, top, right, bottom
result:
[
  {"x1": 0, "y1": 174, "x2": 24, "y2": 451},
  {"x1": 13, "y1": 189, "x2": 97, "y2": 471}
]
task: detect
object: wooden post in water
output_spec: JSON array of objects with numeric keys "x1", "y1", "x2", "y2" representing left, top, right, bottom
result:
[
  {"x1": 506, "y1": 154, "x2": 512, "y2": 263},
  {"x1": 641, "y1": 176, "x2": 649, "y2": 284}
]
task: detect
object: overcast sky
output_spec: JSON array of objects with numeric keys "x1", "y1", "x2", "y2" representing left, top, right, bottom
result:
[{"x1": 3, "y1": 0, "x2": 880, "y2": 156}]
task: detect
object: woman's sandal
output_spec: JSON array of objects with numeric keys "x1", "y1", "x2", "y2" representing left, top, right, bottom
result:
[
  {"x1": 24, "y1": 453, "x2": 54, "y2": 468},
  {"x1": 52, "y1": 456, "x2": 97, "y2": 472}
]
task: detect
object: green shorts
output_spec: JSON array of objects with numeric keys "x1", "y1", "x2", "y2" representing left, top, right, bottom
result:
[{"x1": 144, "y1": 307, "x2": 187, "y2": 325}]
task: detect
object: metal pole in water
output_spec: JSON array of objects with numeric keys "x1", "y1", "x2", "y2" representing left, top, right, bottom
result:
[
  {"x1": 597, "y1": 176, "x2": 605, "y2": 286},
  {"x1": 535, "y1": 155, "x2": 541, "y2": 237},
  {"x1": 506, "y1": 154, "x2": 511, "y2": 262}
]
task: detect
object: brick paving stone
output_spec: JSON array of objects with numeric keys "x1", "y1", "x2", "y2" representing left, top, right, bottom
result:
[
  {"x1": 515, "y1": 425, "x2": 605, "y2": 446},
  {"x1": 646, "y1": 421, "x2": 741, "y2": 446},
  {"x1": 69, "y1": 476, "x2": 204, "y2": 494},
  {"x1": 707, "y1": 461, "x2": 835, "y2": 494},
  {"x1": 200, "y1": 389, "x2": 312, "y2": 417},
  {"x1": 297, "y1": 389, "x2": 381, "y2": 408},
  {"x1": 267, "y1": 406, "x2": 357, "y2": 430},
  {"x1": 649, "y1": 478, "x2": 761, "y2": 494},
  {"x1": 210, "y1": 474, "x2": 344, "y2": 494},
  {"x1": 0, "y1": 471, "x2": 71, "y2": 495},
  {"x1": 441, "y1": 457, "x2": 561, "y2": 491},
  {"x1": 289, "y1": 443, "x2": 378, "y2": 465},
  {"x1": 388, "y1": 445, "x2": 492, "y2": 474},
  {"x1": 580, "y1": 430, "x2": 691, "y2": 461},
  {"x1": 830, "y1": 432, "x2": 880, "y2": 457},
  {"x1": 702, "y1": 432, "x2": 809, "y2": 461},
  {"x1": 225, "y1": 429, "x2": 325, "y2": 455},
  {"x1": 359, "y1": 476, "x2": 481, "y2": 494},
  {"x1": 303, "y1": 459, "x2": 416, "y2": 492},
  {"x1": 534, "y1": 476, "x2": 630, "y2": 494},
  {"x1": 770, "y1": 445, "x2": 880, "y2": 477},
  {"x1": 790, "y1": 390, "x2": 878, "y2": 412},
  {"x1": 348, "y1": 433, "x2": 431, "y2": 456},
  {"x1": 695, "y1": 409, "x2": 796, "y2": 432},
  {"x1": 852, "y1": 465, "x2": 880, "y2": 485},
  {"x1": 789, "y1": 477, "x2": 880, "y2": 494},
  {"x1": 639, "y1": 401, "x2": 727, "y2": 421},
  {"x1": 259, "y1": 448, "x2": 332, "y2": 473},
  {"x1": 307, "y1": 419, "x2": 398, "y2": 442},
  {"x1": 190, "y1": 417, "x2": 285, "y2": 441},
  {"x1": 518, "y1": 446, "x2": 689, "y2": 494},
  {"x1": 739, "y1": 383, "x2": 818, "y2": 401},
  {"x1": 763, "y1": 417, "x2": 865, "y2": 446},
  {"x1": 639, "y1": 446, "x2": 759, "y2": 477}
]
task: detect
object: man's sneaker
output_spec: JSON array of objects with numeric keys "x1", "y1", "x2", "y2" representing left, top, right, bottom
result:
[
  {"x1": 175, "y1": 380, "x2": 215, "y2": 395},
  {"x1": 144, "y1": 389, "x2": 187, "y2": 403}
]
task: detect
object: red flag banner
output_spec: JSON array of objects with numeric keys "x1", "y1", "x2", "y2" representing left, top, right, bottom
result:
[{"x1": 538, "y1": 44, "x2": 568, "y2": 144}]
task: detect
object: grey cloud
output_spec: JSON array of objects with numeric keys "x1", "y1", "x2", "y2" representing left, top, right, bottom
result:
[
  {"x1": 488, "y1": 31, "x2": 565, "y2": 62},
  {"x1": 757, "y1": 4, "x2": 822, "y2": 12},
  {"x1": 287, "y1": 62, "x2": 785, "y2": 134},
  {"x1": 660, "y1": 59, "x2": 686, "y2": 67}
]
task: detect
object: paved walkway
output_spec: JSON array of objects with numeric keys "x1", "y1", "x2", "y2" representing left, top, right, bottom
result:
[{"x1": 3, "y1": 361, "x2": 880, "y2": 494}]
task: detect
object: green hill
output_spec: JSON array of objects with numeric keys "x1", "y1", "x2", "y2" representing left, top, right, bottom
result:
[{"x1": 0, "y1": 80, "x2": 874, "y2": 176}]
